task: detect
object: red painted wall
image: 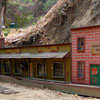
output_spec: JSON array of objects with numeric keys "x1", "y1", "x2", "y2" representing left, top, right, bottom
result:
[
  {"x1": 71, "y1": 26, "x2": 100, "y2": 85},
  {"x1": 0, "y1": 38, "x2": 5, "y2": 48}
]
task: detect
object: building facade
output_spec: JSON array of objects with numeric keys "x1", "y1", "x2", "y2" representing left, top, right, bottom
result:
[
  {"x1": 0, "y1": 43, "x2": 71, "y2": 82},
  {"x1": 71, "y1": 25, "x2": 100, "y2": 86}
]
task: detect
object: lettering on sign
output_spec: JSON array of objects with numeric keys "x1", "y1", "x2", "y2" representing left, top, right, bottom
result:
[
  {"x1": 92, "y1": 44, "x2": 100, "y2": 54},
  {"x1": 92, "y1": 67, "x2": 97, "y2": 75},
  {"x1": 6, "y1": 49, "x2": 20, "y2": 53},
  {"x1": 37, "y1": 46, "x2": 58, "y2": 53}
]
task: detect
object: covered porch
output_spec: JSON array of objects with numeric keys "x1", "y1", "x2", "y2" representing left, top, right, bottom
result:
[{"x1": 0, "y1": 51, "x2": 71, "y2": 82}]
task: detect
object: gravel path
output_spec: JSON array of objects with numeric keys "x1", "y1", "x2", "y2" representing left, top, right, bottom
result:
[{"x1": 0, "y1": 82, "x2": 99, "y2": 100}]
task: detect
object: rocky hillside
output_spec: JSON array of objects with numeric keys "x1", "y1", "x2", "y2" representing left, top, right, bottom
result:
[{"x1": 5, "y1": 0, "x2": 100, "y2": 46}]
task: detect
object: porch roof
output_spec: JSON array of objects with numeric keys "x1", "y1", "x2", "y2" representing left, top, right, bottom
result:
[{"x1": 0, "y1": 52, "x2": 69, "y2": 59}]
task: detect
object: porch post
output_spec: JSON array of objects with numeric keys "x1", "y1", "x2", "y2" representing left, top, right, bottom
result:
[
  {"x1": 64, "y1": 57, "x2": 66, "y2": 83},
  {"x1": 10, "y1": 59, "x2": 13, "y2": 76},
  {"x1": 44, "y1": 58, "x2": 46, "y2": 80},
  {"x1": 29, "y1": 59, "x2": 33, "y2": 78}
]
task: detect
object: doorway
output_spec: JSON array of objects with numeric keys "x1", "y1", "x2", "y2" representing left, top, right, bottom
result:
[{"x1": 91, "y1": 65, "x2": 100, "y2": 86}]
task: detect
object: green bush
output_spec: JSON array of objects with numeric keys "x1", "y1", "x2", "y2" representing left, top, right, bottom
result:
[
  {"x1": 14, "y1": 14, "x2": 34, "y2": 28},
  {"x1": 4, "y1": 32, "x2": 8, "y2": 36}
]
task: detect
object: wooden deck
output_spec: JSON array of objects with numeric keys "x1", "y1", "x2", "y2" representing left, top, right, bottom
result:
[{"x1": 0, "y1": 75, "x2": 100, "y2": 97}]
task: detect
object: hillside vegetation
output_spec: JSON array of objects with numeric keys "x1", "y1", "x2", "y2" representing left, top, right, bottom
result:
[
  {"x1": 5, "y1": 0, "x2": 100, "y2": 46},
  {"x1": 6, "y1": 0, "x2": 57, "y2": 28}
]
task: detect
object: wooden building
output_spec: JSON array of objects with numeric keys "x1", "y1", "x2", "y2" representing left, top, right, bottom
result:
[
  {"x1": 71, "y1": 25, "x2": 100, "y2": 86},
  {"x1": 0, "y1": 43, "x2": 71, "y2": 82}
]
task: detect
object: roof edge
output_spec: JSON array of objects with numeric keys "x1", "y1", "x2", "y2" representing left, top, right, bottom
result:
[
  {"x1": 1, "y1": 43, "x2": 71, "y2": 50},
  {"x1": 71, "y1": 25, "x2": 100, "y2": 31}
]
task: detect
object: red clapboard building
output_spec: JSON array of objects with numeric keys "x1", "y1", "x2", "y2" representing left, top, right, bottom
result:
[{"x1": 71, "y1": 25, "x2": 100, "y2": 86}]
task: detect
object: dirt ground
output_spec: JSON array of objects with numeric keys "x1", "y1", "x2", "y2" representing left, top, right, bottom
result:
[{"x1": 0, "y1": 82, "x2": 99, "y2": 100}]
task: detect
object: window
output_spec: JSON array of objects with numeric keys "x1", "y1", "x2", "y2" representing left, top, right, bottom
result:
[
  {"x1": 15, "y1": 62, "x2": 28, "y2": 75},
  {"x1": 37, "y1": 62, "x2": 45, "y2": 76},
  {"x1": 78, "y1": 62, "x2": 85, "y2": 78},
  {"x1": 4, "y1": 60, "x2": 11, "y2": 74},
  {"x1": 15, "y1": 62, "x2": 22, "y2": 75},
  {"x1": 53, "y1": 62, "x2": 64, "y2": 77},
  {"x1": 78, "y1": 38, "x2": 85, "y2": 51}
]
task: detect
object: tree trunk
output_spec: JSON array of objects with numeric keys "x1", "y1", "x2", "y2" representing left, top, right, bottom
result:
[{"x1": 0, "y1": 6, "x2": 5, "y2": 37}]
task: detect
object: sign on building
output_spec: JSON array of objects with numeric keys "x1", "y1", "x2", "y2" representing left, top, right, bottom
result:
[{"x1": 92, "y1": 44, "x2": 100, "y2": 54}]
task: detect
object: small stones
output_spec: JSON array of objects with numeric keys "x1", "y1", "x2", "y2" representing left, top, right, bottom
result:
[{"x1": 0, "y1": 86, "x2": 19, "y2": 94}]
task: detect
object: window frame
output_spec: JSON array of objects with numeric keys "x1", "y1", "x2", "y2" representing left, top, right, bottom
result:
[
  {"x1": 36, "y1": 62, "x2": 46, "y2": 77},
  {"x1": 77, "y1": 37, "x2": 85, "y2": 52},
  {"x1": 52, "y1": 62, "x2": 64, "y2": 78},
  {"x1": 77, "y1": 61, "x2": 85, "y2": 79}
]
